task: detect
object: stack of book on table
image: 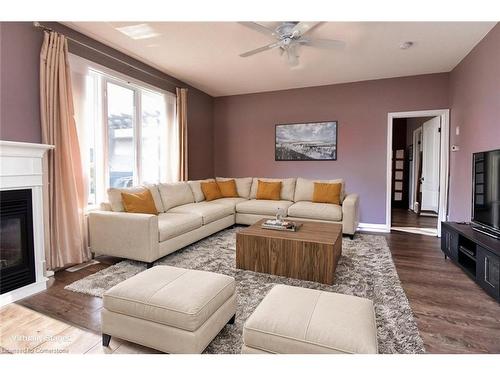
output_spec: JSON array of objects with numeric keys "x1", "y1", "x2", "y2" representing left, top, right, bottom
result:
[{"x1": 261, "y1": 219, "x2": 302, "y2": 232}]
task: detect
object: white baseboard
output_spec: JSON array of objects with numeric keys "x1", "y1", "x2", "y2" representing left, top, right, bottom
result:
[{"x1": 357, "y1": 223, "x2": 390, "y2": 233}]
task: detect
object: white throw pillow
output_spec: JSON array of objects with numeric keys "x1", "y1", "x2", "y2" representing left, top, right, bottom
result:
[
  {"x1": 107, "y1": 184, "x2": 165, "y2": 213},
  {"x1": 187, "y1": 179, "x2": 215, "y2": 203},
  {"x1": 216, "y1": 177, "x2": 253, "y2": 199},
  {"x1": 293, "y1": 177, "x2": 345, "y2": 203},
  {"x1": 249, "y1": 177, "x2": 296, "y2": 201},
  {"x1": 158, "y1": 182, "x2": 195, "y2": 211}
]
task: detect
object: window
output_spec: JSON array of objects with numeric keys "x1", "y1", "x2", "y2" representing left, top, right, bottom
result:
[{"x1": 70, "y1": 55, "x2": 176, "y2": 206}]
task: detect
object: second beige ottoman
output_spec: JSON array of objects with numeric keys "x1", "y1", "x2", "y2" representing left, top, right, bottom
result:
[
  {"x1": 101, "y1": 265, "x2": 236, "y2": 353},
  {"x1": 242, "y1": 285, "x2": 378, "y2": 354}
]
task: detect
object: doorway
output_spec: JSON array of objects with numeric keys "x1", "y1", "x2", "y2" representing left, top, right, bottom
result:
[{"x1": 386, "y1": 110, "x2": 450, "y2": 237}]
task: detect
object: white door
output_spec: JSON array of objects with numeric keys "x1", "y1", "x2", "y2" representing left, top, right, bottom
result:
[
  {"x1": 410, "y1": 127, "x2": 422, "y2": 212},
  {"x1": 421, "y1": 117, "x2": 441, "y2": 212}
]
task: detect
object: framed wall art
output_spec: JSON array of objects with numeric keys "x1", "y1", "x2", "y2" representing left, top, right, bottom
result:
[{"x1": 275, "y1": 121, "x2": 337, "y2": 161}]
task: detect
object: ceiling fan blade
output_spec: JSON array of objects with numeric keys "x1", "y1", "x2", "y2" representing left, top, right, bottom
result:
[
  {"x1": 300, "y1": 38, "x2": 346, "y2": 49},
  {"x1": 238, "y1": 22, "x2": 276, "y2": 37},
  {"x1": 239, "y1": 42, "x2": 282, "y2": 57},
  {"x1": 291, "y1": 22, "x2": 321, "y2": 37}
]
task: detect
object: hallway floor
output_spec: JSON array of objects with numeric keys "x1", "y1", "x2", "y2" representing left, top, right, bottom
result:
[
  {"x1": 392, "y1": 208, "x2": 438, "y2": 227},
  {"x1": 391, "y1": 208, "x2": 438, "y2": 236}
]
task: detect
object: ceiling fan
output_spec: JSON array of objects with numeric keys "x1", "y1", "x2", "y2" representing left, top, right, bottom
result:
[{"x1": 239, "y1": 22, "x2": 345, "y2": 67}]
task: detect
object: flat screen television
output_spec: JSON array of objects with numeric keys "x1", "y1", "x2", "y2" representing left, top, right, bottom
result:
[{"x1": 472, "y1": 149, "x2": 500, "y2": 238}]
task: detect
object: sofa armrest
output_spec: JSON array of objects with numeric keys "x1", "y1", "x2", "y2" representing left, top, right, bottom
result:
[
  {"x1": 342, "y1": 193, "x2": 359, "y2": 235},
  {"x1": 88, "y1": 211, "x2": 159, "y2": 263}
]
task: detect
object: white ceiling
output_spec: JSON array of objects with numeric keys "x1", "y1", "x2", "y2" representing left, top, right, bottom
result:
[{"x1": 65, "y1": 22, "x2": 496, "y2": 97}]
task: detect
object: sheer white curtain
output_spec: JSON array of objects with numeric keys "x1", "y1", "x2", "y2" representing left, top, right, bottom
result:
[
  {"x1": 176, "y1": 88, "x2": 189, "y2": 181},
  {"x1": 164, "y1": 92, "x2": 179, "y2": 182},
  {"x1": 69, "y1": 55, "x2": 104, "y2": 206}
]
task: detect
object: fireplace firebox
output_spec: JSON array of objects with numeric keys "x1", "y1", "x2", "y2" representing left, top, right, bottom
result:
[{"x1": 0, "y1": 189, "x2": 36, "y2": 294}]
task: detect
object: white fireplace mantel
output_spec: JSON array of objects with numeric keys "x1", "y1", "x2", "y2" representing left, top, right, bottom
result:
[{"x1": 0, "y1": 140, "x2": 54, "y2": 307}]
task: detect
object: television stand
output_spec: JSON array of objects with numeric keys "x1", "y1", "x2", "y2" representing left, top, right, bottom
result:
[
  {"x1": 441, "y1": 222, "x2": 500, "y2": 303},
  {"x1": 471, "y1": 224, "x2": 500, "y2": 240}
]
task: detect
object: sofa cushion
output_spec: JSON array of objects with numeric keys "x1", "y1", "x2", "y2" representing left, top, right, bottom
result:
[
  {"x1": 158, "y1": 182, "x2": 195, "y2": 211},
  {"x1": 242, "y1": 285, "x2": 378, "y2": 354},
  {"x1": 216, "y1": 177, "x2": 253, "y2": 199},
  {"x1": 217, "y1": 179, "x2": 239, "y2": 198},
  {"x1": 168, "y1": 201, "x2": 234, "y2": 225},
  {"x1": 250, "y1": 178, "x2": 296, "y2": 201},
  {"x1": 312, "y1": 182, "x2": 342, "y2": 205},
  {"x1": 200, "y1": 181, "x2": 223, "y2": 201},
  {"x1": 256, "y1": 180, "x2": 281, "y2": 200},
  {"x1": 288, "y1": 201, "x2": 342, "y2": 222},
  {"x1": 108, "y1": 184, "x2": 165, "y2": 213},
  {"x1": 294, "y1": 177, "x2": 345, "y2": 202},
  {"x1": 103, "y1": 265, "x2": 236, "y2": 332},
  {"x1": 187, "y1": 179, "x2": 215, "y2": 203},
  {"x1": 121, "y1": 189, "x2": 159, "y2": 215},
  {"x1": 211, "y1": 197, "x2": 248, "y2": 210},
  {"x1": 157, "y1": 213, "x2": 203, "y2": 242},
  {"x1": 236, "y1": 199, "x2": 293, "y2": 216}
]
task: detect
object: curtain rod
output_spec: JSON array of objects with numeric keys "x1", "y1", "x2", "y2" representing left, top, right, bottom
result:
[{"x1": 33, "y1": 22, "x2": 187, "y2": 91}]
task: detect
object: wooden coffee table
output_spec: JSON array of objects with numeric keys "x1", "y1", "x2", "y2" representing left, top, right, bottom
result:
[{"x1": 236, "y1": 219, "x2": 342, "y2": 285}]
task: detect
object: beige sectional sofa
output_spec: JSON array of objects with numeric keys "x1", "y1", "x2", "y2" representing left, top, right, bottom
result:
[{"x1": 88, "y1": 177, "x2": 359, "y2": 265}]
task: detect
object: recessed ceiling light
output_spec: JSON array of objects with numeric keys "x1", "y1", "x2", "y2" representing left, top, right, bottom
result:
[
  {"x1": 116, "y1": 24, "x2": 160, "y2": 40},
  {"x1": 400, "y1": 41, "x2": 415, "y2": 50}
]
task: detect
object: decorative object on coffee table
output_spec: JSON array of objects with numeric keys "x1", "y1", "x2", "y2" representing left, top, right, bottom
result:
[
  {"x1": 261, "y1": 218, "x2": 301, "y2": 232},
  {"x1": 275, "y1": 121, "x2": 337, "y2": 161},
  {"x1": 236, "y1": 219, "x2": 342, "y2": 284}
]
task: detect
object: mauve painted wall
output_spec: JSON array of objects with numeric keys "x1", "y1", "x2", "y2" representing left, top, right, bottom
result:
[
  {"x1": 214, "y1": 74, "x2": 450, "y2": 224},
  {"x1": 0, "y1": 22, "x2": 215, "y2": 179},
  {"x1": 0, "y1": 22, "x2": 43, "y2": 143},
  {"x1": 448, "y1": 23, "x2": 500, "y2": 221},
  {"x1": 188, "y1": 88, "x2": 214, "y2": 179}
]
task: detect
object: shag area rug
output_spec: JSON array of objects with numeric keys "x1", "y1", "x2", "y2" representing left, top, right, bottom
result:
[{"x1": 65, "y1": 227, "x2": 425, "y2": 354}]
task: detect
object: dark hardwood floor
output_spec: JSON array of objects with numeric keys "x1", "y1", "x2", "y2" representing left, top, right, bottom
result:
[
  {"x1": 387, "y1": 231, "x2": 500, "y2": 353},
  {"x1": 17, "y1": 230, "x2": 500, "y2": 354},
  {"x1": 392, "y1": 208, "x2": 438, "y2": 228},
  {"x1": 18, "y1": 256, "x2": 118, "y2": 333}
]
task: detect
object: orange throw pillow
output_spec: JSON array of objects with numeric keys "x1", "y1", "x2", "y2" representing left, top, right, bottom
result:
[
  {"x1": 217, "y1": 179, "x2": 239, "y2": 198},
  {"x1": 201, "y1": 181, "x2": 223, "y2": 201},
  {"x1": 312, "y1": 182, "x2": 342, "y2": 205},
  {"x1": 256, "y1": 180, "x2": 281, "y2": 200},
  {"x1": 121, "y1": 189, "x2": 158, "y2": 214}
]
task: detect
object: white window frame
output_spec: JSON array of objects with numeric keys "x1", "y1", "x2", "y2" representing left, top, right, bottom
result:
[
  {"x1": 102, "y1": 77, "x2": 140, "y2": 189},
  {"x1": 69, "y1": 54, "x2": 176, "y2": 208}
]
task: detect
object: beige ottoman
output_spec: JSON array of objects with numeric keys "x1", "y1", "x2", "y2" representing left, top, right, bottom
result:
[
  {"x1": 101, "y1": 265, "x2": 236, "y2": 353},
  {"x1": 242, "y1": 285, "x2": 378, "y2": 354}
]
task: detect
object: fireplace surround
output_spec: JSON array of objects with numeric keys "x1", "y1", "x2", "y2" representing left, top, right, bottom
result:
[
  {"x1": 0, "y1": 140, "x2": 53, "y2": 306},
  {"x1": 0, "y1": 189, "x2": 36, "y2": 293}
]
